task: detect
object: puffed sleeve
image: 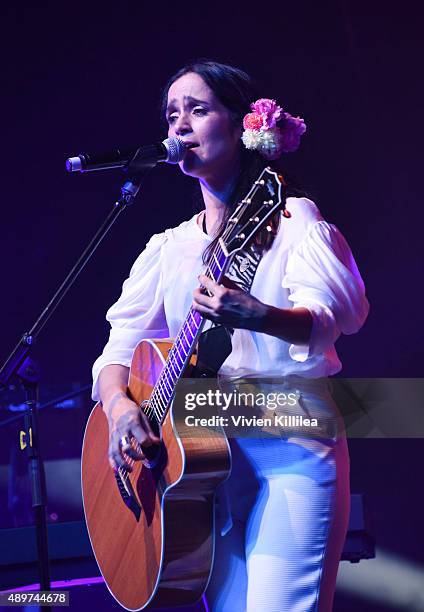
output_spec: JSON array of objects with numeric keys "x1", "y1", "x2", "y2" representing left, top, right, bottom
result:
[
  {"x1": 91, "y1": 232, "x2": 169, "y2": 400},
  {"x1": 281, "y1": 220, "x2": 369, "y2": 362}
]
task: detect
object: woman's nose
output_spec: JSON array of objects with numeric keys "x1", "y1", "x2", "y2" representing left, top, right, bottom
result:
[{"x1": 173, "y1": 113, "x2": 193, "y2": 136}]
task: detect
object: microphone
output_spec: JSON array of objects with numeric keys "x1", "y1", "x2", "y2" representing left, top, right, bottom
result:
[{"x1": 66, "y1": 137, "x2": 188, "y2": 172}]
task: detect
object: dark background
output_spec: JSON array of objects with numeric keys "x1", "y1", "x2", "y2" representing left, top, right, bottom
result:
[
  {"x1": 0, "y1": 1, "x2": 423, "y2": 609},
  {"x1": 1, "y1": 0, "x2": 422, "y2": 382}
]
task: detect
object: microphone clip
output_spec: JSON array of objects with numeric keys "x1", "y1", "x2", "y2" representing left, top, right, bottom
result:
[{"x1": 124, "y1": 143, "x2": 165, "y2": 175}]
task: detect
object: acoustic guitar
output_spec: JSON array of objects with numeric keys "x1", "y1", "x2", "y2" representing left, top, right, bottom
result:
[{"x1": 81, "y1": 167, "x2": 288, "y2": 610}]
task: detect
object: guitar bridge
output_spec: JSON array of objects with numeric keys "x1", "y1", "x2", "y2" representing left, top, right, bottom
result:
[{"x1": 114, "y1": 468, "x2": 142, "y2": 521}]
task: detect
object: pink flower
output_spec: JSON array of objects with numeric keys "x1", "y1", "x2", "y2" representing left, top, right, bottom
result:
[
  {"x1": 243, "y1": 113, "x2": 263, "y2": 131},
  {"x1": 250, "y1": 98, "x2": 283, "y2": 130},
  {"x1": 278, "y1": 113, "x2": 307, "y2": 152}
]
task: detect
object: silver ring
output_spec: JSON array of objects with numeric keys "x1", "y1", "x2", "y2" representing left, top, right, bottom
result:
[{"x1": 120, "y1": 435, "x2": 131, "y2": 452}]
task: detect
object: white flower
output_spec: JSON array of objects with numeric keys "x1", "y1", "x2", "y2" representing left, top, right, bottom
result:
[
  {"x1": 241, "y1": 129, "x2": 261, "y2": 149},
  {"x1": 258, "y1": 128, "x2": 283, "y2": 160}
]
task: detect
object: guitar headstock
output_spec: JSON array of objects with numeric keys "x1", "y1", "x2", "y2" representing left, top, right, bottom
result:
[{"x1": 220, "y1": 167, "x2": 290, "y2": 256}]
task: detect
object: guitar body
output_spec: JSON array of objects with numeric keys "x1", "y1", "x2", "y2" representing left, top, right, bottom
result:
[{"x1": 82, "y1": 338, "x2": 231, "y2": 610}]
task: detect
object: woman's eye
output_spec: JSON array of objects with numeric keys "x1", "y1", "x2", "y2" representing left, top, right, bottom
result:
[{"x1": 167, "y1": 108, "x2": 207, "y2": 124}]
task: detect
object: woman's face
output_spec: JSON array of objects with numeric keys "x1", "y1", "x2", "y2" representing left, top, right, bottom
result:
[{"x1": 166, "y1": 72, "x2": 242, "y2": 184}]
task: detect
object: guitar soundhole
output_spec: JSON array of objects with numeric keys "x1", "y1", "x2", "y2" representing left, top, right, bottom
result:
[
  {"x1": 141, "y1": 442, "x2": 160, "y2": 465},
  {"x1": 141, "y1": 414, "x2": 162, "y2": 468}
]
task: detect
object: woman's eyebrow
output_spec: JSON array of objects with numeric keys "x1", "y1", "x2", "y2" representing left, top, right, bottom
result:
[
  {"x1": 185, "y1": 96, "x2": 210, "y2": 106},
  {"x1": 166, "y1": 96, "x2": 210, "y2": 113}
]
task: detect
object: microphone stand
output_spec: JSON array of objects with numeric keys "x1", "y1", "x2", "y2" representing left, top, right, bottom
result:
[{"x1": 0, "y1": 160, "x2": 154, "y2": 607}]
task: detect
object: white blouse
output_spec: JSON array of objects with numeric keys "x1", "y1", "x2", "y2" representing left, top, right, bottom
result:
[{"x1": 92, "y1": 197, "x2": 369, "y2": 400}]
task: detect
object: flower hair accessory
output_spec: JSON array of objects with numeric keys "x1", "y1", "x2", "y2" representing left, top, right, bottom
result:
[{"x1": 241, "y1": 98, "x2": 306, "y2": 160}]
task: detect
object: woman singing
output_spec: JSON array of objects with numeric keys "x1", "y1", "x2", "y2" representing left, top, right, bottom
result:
[{"x1": 91, "y1": 60, "x2": 369, "y2": 611}]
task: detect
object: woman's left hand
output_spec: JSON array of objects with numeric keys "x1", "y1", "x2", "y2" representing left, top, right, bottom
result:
[{"x1": 193, "y1": 274, "x2": 267, "y2": 330}]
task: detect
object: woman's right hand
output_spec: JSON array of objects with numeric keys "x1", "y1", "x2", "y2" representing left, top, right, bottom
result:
[{"x1": 103, "y1": 391, "x2": 160, "y2": 471}]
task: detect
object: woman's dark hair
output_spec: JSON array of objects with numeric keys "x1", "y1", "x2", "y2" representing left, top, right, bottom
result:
[{"x1": 161, "y1": 59, "x2": 308, "y2": 262}]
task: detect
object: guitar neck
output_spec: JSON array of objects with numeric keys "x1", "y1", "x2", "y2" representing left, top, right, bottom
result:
[{"x1": 147, "y1": 240, "x2": 229, "y2": 424}]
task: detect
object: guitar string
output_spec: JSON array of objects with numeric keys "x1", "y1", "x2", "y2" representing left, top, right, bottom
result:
[
  {"x1": 118, "y1": 250, "x2": 223, "y2": 479},
  {"x1": 119, "y1": 243, "x2": 242, "y2": 479},
  {"x1": 144, "y1": 243, "x2": 223, "y2": 421},
  {"x1": 118, "y1": 178, "x2": 276, "y2": 480},
  {"x1": 118, "y1": 213, "x2": 273, "y2": 480},
  {"x1": 118, "y1": 172, "x2": 277, "y2": 480}
]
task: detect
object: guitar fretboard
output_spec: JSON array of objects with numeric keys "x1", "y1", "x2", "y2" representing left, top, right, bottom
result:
[{"x1": 146, "y1": 240, "x2": 228, "y2": 424}]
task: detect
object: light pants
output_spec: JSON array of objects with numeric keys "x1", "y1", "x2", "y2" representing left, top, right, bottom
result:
[{"x1": 205, "y1": 382, "x2": 350, "y2": 612}]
